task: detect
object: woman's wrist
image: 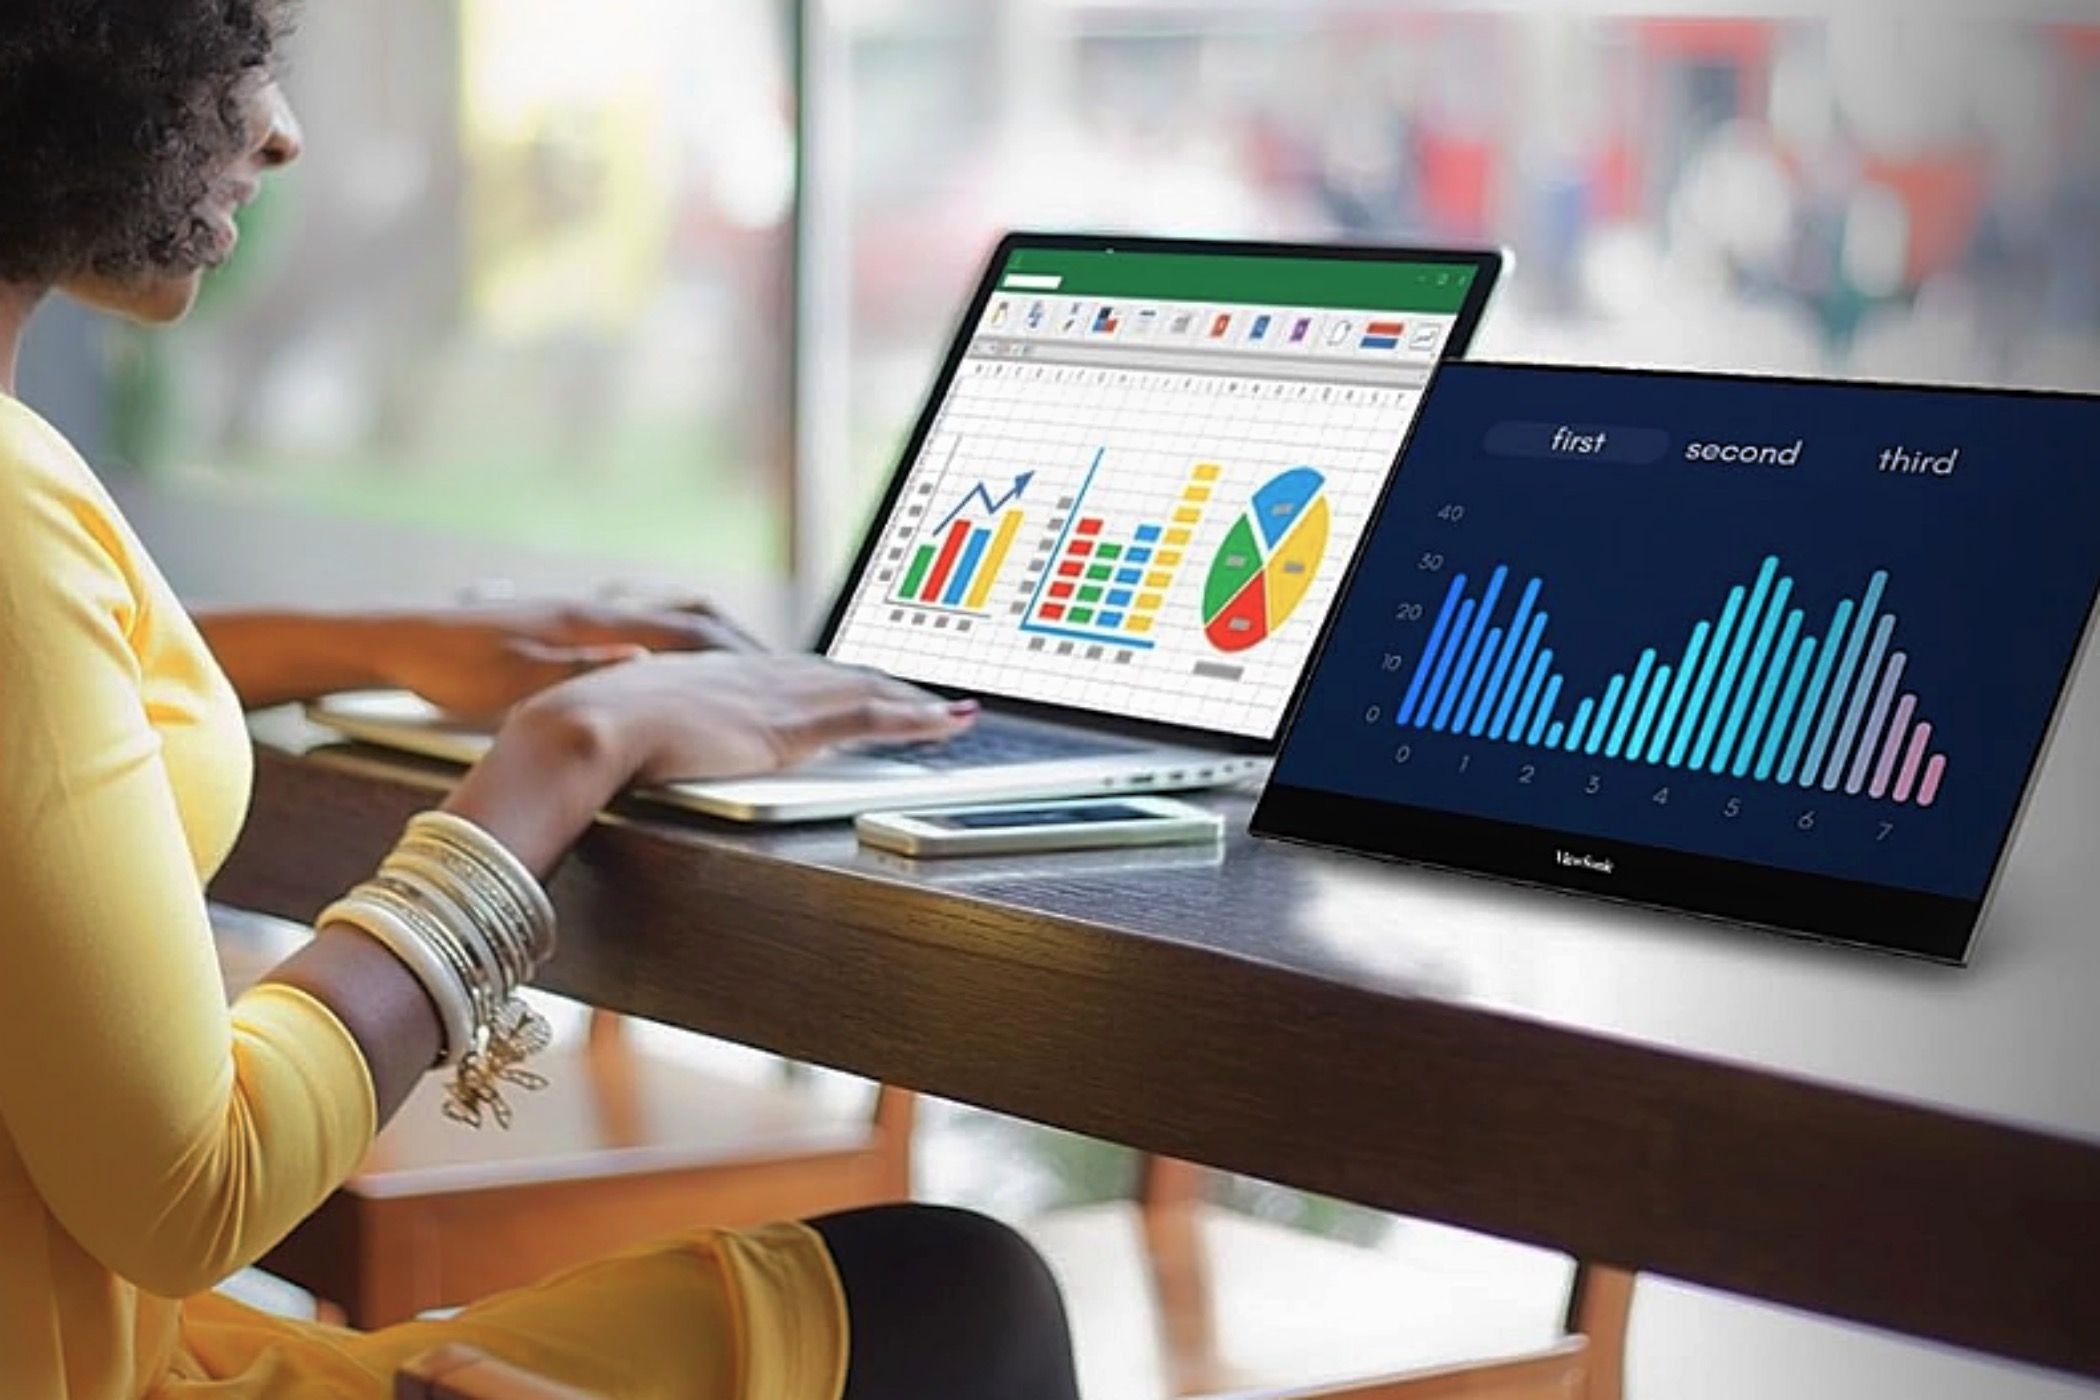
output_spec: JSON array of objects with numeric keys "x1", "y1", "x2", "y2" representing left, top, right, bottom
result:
[{"x1": 442, "y1": 690, "x2": 636, "y2": 879}]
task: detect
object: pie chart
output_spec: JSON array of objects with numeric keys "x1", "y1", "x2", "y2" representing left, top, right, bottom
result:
[{"x1": 1201, "y1": 467, "x2": 1332, "y2": 652}]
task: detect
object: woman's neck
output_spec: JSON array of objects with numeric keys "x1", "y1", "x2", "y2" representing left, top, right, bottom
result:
[{"x1": 0, "y1": 283, "x2": 47, "y2": 397}]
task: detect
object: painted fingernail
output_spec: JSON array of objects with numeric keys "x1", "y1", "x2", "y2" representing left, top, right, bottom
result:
[{"x1": 947, "y1": 699, "x2": 980, "y2": 716}]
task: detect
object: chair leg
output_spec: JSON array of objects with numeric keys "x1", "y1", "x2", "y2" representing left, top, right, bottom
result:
[
  {"x1": 1563, "y1": 1264, "x2": 1635, "y2": 1400},
  {"x1": 347, "y1": 1207, "x2": 443, "y2": 1330},
  {"x1": 1139, "y1": 1155, "x2": 1230, "y2": 1396},
  {"x1": 870, "y1": 1086, "x2": 917, "y2": 1199}
]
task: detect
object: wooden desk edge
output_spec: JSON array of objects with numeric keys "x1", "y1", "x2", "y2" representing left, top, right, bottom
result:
[{"x1": 214, "y1": 739, "x2": 2100, "y2": 1381}]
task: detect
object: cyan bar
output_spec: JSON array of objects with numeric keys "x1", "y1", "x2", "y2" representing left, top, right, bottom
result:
[
  {"x1": 1710, "y1": 572, "x2": 1792, "y2": 773},
  {"x1": 1825, "y1": 613, "x2": 1896, "y2": 790},
  {"x1": 1584, "y1": 677, "x2": 1625, "y2": 755},
  {"x1": 1645, "y1": 621, "x2": 1711, "y2": 764},
  {"x1": 1625, "y1": 664, "x2": 1671, "y2": 759},
  {"x1": 1734, "y1": 609, "x2": 1802, "y2": 777},
  {"x1": 1452, "y1": 628, "x2": 1504, "y2": 733},
  {"x1": 1525, "y1": 673, "x2": 1564, "y2": 747},
  {"x1": 1421, "y1": 598, "x2": 1476, "y2": 731},
  {"x1": 1668, "y1": 586, "x2": 1746, "y2": 768},
  {"x1": 1605, "y1": 650, "x2": 1658, "y2": 758},
  {"x1": 1566, "y1": 697, "x2": 1596, "y2": 752},
  {"x1": 1397, "y1": 572, "x2": 1468, "y2": 726},
  {"x1": 1491, "y1": 614, "x2": 1550, "y2": 740},
  {"x1": 941, "y1": 526, "x2": 993, "y2": 605},
  {"x1": 1545, "y1": 720, "x2": 1565, "y2": 748},
  {"x1": 1432, "y1": 566, "x2": 1506, "y2": 730},
  {"x1": 1690, "y1": 558, "x2": 1778, "y2": 770},
  {"x1": 1847, "y1": 650, "x2": 1907, "y2": 794},
  {"x1": 1475, "y1": 581, "x2": 1542, "y2": 736},
  {"x1": 1757, "y1": 635, "x2": 1817, "y2": 781},
  {"x1": 1779, "y1": 598, "x2": 1853, "y2": 784},
  {"x1": 1802, "y1": 571, "x2": 1888, "y2": 786}
]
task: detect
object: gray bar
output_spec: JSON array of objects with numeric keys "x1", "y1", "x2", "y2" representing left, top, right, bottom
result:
[
  {"x1": 1193, "y1": 661, "x2": 1245, "y2": 682},
  {"x1": 970, "y1": 337, "x2": 1431, "y2": 389},
  {"x1": 1823, "y1": 613, "x2": 1897, "y2": 791}
]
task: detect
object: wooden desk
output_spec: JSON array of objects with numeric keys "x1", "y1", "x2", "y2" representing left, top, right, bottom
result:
[{"x1": 214, "y1": 699, "x2": 2100, "y2": 1383}]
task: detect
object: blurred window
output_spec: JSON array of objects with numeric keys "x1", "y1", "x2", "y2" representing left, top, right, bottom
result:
[
  {"x1": 827, "y1": 4, "x2": 2100, "y2": 575},
  {"x1": 112, "y1": 0, "x2": 795, "y2": 585},
  {"x1": 82, "y1": 2, "x2": 2100, "y2": 600}
]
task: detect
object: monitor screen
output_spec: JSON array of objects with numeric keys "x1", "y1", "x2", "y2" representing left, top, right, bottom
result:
[
  {"x1": 1256, "y1": 362, "x2": 2100, "y2": 962},
  {"x1": 826, "y1": 240, "x2": 1493, "y2": 740}
]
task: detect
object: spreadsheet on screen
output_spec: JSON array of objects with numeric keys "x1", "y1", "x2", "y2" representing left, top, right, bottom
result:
[{"x1": 828, "y1": 247, "x2": 1477, "y2": 738}]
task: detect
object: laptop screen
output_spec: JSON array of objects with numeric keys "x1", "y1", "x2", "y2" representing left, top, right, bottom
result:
[
  {"x1": 826, "y1": 240, "x2": 1493, "y2": 741},
  {"x1": 1255, "y1": 362, "x2": 2100, "y2": 962}
]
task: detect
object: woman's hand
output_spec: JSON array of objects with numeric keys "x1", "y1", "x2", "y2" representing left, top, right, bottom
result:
[
  {"x1": 377, "y1": 599, "x2": 762, "y2": 719},
  {"x1": 544, "y1": 651, "x2": 978, "y2": 785},
  {"x1": 443, "y1": 653, "x2": 976, "y2": 876}
]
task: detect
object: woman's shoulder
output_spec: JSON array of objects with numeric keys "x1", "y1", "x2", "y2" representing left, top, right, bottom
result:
[{"x1": 0, "y1": 393, "x2": 132, "y2": 569}]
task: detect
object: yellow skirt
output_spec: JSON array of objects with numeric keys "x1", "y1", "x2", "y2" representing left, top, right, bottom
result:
[{"x1": 156, "y1": 1223, "x2": 847, "y2": 1400}]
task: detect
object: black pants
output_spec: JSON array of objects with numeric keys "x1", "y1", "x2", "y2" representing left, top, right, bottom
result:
[{"x1": 809, "y1": 1205, "x2": 1081, "y2": 1400}]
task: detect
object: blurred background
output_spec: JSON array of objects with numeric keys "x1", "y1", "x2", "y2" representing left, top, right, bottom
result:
[
  {"x1": 27, "y1": 2, "x2": 2100, "y2": 1395},
  {"x1": 24, "y1": 0, "x2": 2100, "y2": 622}
]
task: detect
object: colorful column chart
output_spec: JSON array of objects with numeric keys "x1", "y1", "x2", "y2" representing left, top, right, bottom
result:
[
  {"x1": 1393, "y1": 556, "x2": 1952, "y2": 807},
  {"x1": 892, "y1": 471, "x2": 1033, "y2": 615},
  {"x1": 1023, "y1": 451, "x2": 1216, "y2": 649},
  {"x1": 1202, "y1": 467, "x2": 1332, "y2": 652}
]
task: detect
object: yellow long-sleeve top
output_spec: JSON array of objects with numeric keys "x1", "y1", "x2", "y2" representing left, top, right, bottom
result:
[
  {"x1": 0, "y1": 394, "x2": 849, "y2": 1400},
  {"x1": 0, "y1": 395, "x2": 377, "y2": 1394}
]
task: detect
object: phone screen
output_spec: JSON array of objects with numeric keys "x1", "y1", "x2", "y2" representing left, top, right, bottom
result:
[{"x1": 920, "y1": 803, "x2": 1163, "y2": 831}]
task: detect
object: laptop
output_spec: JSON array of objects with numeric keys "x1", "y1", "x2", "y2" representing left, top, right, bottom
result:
[
  {"x1": 1253, "y1": 362, "x2": 2100, "y2": 963},
  {"x1": 310, "y1": 233, "x2": 1506, "y2": 821}
]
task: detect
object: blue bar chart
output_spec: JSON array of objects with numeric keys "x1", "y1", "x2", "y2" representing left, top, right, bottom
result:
[{"x1": 1395, "y1": 556, "x2": 1950, "y2": 807}]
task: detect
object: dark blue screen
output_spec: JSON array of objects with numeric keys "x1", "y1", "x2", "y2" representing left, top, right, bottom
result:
[{"x1": 1272, "y1": 364, "x2": 2100, "y2": 902}]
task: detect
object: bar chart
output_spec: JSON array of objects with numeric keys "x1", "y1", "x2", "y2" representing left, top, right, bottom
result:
[
  {"x1": 1394, "y1": 556, "x2": 1951, "y2": 807},
  {"x1": 889, "y1": 471, "x2": 1033, "y2": 616},
  {"x1": 1021, "y1": 449, "x2": 1218, "y2": 650}
]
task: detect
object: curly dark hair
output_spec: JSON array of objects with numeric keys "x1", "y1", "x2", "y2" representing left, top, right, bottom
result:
[{"x1": 0, "y1": 0, "x2": 286, "y2": 285}]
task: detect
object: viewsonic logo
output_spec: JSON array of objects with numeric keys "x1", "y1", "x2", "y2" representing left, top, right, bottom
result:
[{"x1": 1555, "y1": 849, "x2": 1616, "y2": 876}]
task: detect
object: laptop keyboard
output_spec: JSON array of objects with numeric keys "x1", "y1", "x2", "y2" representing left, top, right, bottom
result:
[{"x1": 856, "y1": 723, "x2": 1143, "y2": 771}]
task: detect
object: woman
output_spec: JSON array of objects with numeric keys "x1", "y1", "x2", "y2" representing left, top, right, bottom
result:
[{"x1": 0, "y1": 5, "x2": 1083, "y2": 1397}]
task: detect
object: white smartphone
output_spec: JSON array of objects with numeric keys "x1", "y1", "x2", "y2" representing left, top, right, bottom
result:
[{"x1": 853, "y1": 795, "x2": 1224, "y2": 858}]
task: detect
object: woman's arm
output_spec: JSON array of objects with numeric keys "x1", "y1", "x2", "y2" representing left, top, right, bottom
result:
[
  {"x1": 195, "y1": 600, "x2": 761, "y2": 715},
  {"x1": 192, "y1": 609, "x2": 395, "y2": 707},
  {"x1": 265, "y1": 655, "x2": 972, "y2": 1120},
  {"x1": 267, "y1": 695, "x2": 630, "y2": 1119}
]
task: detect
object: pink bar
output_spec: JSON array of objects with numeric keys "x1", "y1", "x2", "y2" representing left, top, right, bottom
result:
[
  {"x1": 1869, "y1": 695, "x2": 1916, "y2": 798},
  {"x1": 1893, "y1": 721, "x2": 1932, "y2": 803},
  {"x1": 1916, "y1": 753, "x2": 1948, "y2": 808}
]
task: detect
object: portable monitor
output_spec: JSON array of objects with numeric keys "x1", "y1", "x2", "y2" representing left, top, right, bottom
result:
[{"x1": 1254, "y1": 363, "x2": 2100, "y2": 963}]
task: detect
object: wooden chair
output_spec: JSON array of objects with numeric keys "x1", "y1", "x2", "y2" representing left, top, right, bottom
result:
[
  {"x1": 212, "y1": 907, "x2": 914, "y2": 1329},
  {"x1": 269, "y1": 1010, "x2": 915, "y2": 1327},
  {"x1": 1140, "y1": 1156, "x2": 1635, "y2": 1400}
]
